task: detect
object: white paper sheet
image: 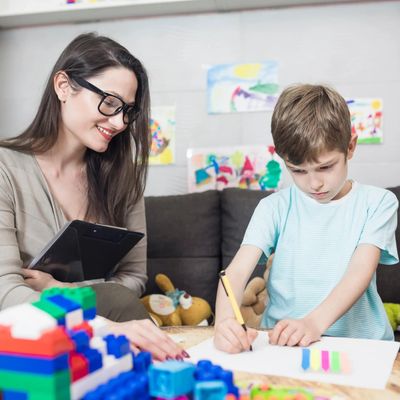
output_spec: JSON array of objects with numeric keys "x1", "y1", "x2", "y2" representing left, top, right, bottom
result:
[{"x1": 187, "y1": 332, "x2": 399, "y2": 389}]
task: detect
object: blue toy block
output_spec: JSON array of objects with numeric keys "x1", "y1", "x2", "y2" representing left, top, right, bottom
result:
[
  {"x1": 209, "y1": 365, "x2": 223, "y2": 379},
  {"x1": 194, "y1": 380, "x2": 228, "y2": 400},
  {"x1": 83, "y1": 370, "x2": 150, "y2": 400},
  {"x1": 149, "y1": 360, "x2": 195, "y2": 398},
  {"x1": 2, "y1": 390, "x2": 28, "y2": 400},
  {"x1": 45, "y1": 295, "x2": 80, "y2": 313},
  {"x1": 219, "y1": 370, "x2": 238, "y2": 396},
  {"x1": 69, "y1": 330, "x2": 89, "y2": 352},
  {"x1": 197, "y1": 360, "x2": 213, "y2": 370},
  {"x1": 81, "y1": 348, "x2": 102, "y2": 372},
  {"x1": 195, "y1": 360, "x2": 217, "y2": 381},
  {"x1": 104, "y1": 335, "x2": 130, "y2": 358},
  {"x1": 83, "y1": 307, "x2": 96, "y2": 320},
  {"x1": 82, "y1": 384, "x2": 108, "y2": 400},
  {"x1": 117, "y1": 371, "x2": 148, "y2": 398},
  {"x1": 0, "y1": 352, "x2": 68, "y2": 374},
  {"x1": 195, "y1": 370, "x2": 217, "y2": 382},
  {"x1": 133, "y1": 351, "x2": 152, "y2": 373}
]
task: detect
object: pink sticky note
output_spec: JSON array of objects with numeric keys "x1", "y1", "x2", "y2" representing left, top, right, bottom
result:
[{"x1": 321, "y1": 350, "x2": 330, "y2": 372}]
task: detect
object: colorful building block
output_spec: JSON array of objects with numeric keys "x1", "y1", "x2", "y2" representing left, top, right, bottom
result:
[
  {"x1": 69, "y1": 352, "x2": 89, "y2": 382},
  {"x1": 194, "y1": 380, "x2": 228, "y2": 399},
  {"x1": 250, "y1": 384, "x2": 315, "y2": 400},
  {"x1": 149, "y1": 360, "x2": 195, "y2": 398},
  {"x1": 0, "y1": 352, "x2": 68, "y2": 374},
  {"x1": 0, "y1": 325, "x2": 74, "y2": 356},
  {"x1": 133, "y1": 350, "x2": 152, "y2": 373},
  {"x1": 0, "y1": 287, "x2": 338, "y2": 400},
  {"x1": 42, "y1": 288, "x2": 96, "y2": 317},
  {"x1": 104, "y1": 334, "x2": 130, "y2": 358},
  {"x1": 0, "y1": 303, "x2": 57, "y2": 339},
  {"x1": 32, "y1": 299, "x2": 67, "y2": 325}
]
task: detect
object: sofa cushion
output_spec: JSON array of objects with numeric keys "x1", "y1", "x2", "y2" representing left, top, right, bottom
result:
[
  {"x1": 220, "y1": 188, "x2": 273, "y2": 268},
  {"x1": 376, "y1": 186, "x2": 400, "y2": 303},
  {"x1": 144, "y1": 190, "x2": 221, "y2": 310}
]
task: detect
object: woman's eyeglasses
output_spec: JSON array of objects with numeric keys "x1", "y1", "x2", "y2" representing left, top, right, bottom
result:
[{"x1": 70, "y1": 75, "x2": 140, "y2": 125}]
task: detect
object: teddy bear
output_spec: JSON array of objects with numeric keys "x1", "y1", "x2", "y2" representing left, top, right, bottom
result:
[
  {"x1": 240, "y1": 255, "x2": 273, "y2": 328},
  {"x1": 384, "y1": 303, "x2": 400, "y2": 331},
  {"x1": 141, "y1": 273, "x2": 212, "y2": 327}
]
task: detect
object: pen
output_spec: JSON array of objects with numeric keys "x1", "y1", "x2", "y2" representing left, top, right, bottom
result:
[{"x1": 219, "y1": 269, "x2": 253, "y2": 351}]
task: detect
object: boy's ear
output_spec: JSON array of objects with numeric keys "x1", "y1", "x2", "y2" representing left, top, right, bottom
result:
[
  {"x1": 347, "y1": 134, "x2": 358, "y2": 160},
  {"x1": 53, "y1": 71, "x2": 72, "y2": 103}
]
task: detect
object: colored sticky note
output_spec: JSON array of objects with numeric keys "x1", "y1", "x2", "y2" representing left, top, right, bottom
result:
[
  {"x1": 301, "y1": 348, "x2": 310, "y2": 371},
  {"x1": 340, "y1": 352, "x2": 351, "y2": 374},
  {"x1": 321, "y1": 350, "x2": 330, "y2": 372},
  {"x1": 310, "y1": 349, "x2": 321, "y2": 372},
  {"x1": 331, "y1": 351, "x2": 341, "y2": 373}
]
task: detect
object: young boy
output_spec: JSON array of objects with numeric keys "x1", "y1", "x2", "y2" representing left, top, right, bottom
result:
[{"x1": 214, "y1": 84, "x2": 399, "y2": 353}]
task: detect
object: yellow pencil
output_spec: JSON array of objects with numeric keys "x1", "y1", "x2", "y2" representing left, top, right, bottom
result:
[{"x1": 219, "y1": 269, "x2": 253, "y2": 351}]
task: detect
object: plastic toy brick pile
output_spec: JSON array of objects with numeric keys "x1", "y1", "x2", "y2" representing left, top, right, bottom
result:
[{"x1": 0, "y1": 287, "x2": 335, "y2": 400}]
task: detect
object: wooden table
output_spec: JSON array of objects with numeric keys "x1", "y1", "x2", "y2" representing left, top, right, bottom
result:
[{"x1": 164, "y1": 326, "x2": 400, "y2": 400}]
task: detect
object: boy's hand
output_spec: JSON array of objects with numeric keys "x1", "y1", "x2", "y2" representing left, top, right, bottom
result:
[
  {"x1": 214, "y1": 317, "x2": 258, "y2": 353},
  {"x1": 268, "y1": 317, "x2": 321, "y2": 347}
]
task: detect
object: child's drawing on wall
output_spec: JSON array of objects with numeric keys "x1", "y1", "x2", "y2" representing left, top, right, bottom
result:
[
  {"x1": 187, "y1": 145, "x2": 282, "y2": 193},
  {"x1": 347, "y1": 98, "x2": 383, "y2": 144},
  {"x1": 207, "y1": 62, "x2": 279, "y2": 114},
  {"x1": 149, "y1": 106, "x2": 176, "y2": 165}
]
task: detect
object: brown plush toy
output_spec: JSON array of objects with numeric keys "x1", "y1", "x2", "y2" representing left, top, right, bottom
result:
[
  {"x1": 240, "y1": 255, "x2": 273, "y2": 328},
  {"x1": 141, "y1": 273, "x2": 212, "y2": 327}
]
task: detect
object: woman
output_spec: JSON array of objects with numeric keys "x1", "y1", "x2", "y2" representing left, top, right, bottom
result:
[{"x1": 0, "y1": 32, "x2": 185, "y2": 360}]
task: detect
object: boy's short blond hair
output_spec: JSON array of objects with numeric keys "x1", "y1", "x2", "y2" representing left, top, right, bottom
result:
[{"x1": 271, "y1": 84, "x2": 351, "y2": 165}]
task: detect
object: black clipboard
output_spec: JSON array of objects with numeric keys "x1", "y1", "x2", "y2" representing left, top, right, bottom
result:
[{"x1": 27, "y1": 220, "x2": 144, "y2": 282}]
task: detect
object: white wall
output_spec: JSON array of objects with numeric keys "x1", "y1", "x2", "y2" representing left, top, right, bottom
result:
[{"x1": 0, "y1": 1, "x2": 399, "y2": 195}]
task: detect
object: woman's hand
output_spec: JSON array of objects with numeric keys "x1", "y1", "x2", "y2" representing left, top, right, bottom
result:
[
  {"x1": 214, "y1": 317, "x2": 258, "y2": 353},
  {"x1": 268, "y1": 317, "x2": 322, "y2": 347},
  {"x1": 107, "y1": 319, "x2": 189, "y2": 362},
  {"x1": 22, "y1": 268, "x2": 71, "y2": 291}
]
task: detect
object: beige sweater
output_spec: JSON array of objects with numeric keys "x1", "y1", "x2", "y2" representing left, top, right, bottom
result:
[{"x1": 0, "y1": 147, "x2": 147, "y2": 310}]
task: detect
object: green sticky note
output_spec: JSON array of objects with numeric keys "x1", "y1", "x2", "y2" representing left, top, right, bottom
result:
[{"x1": 331, "y1": 351, "x2": 341, "y2": 373}]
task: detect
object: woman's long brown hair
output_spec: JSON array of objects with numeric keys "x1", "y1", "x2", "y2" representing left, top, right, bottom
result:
[{"x1": 0, "y1": 32, "x2": 150, "y2": 226}]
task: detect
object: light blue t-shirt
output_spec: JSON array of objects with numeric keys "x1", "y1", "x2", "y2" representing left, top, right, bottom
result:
[{"x1": 242, "y1": 182, "x2": 399, "y2": 340}]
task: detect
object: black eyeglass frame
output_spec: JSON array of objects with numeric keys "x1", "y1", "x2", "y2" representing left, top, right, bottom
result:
[{"x1": 70, "y1": 75, "x2": 140, "y2": 125}]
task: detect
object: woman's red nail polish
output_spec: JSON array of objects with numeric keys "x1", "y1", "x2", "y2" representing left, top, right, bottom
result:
[
  {"x1": 182, "y1": 350, "x2": 190, "y2": 358},
  {"x1": 166, "y1": 356, "x2": 173, "y2": 360},
  {"x1": 176, "y1": 355, "x2": 183, "y2": 361}
]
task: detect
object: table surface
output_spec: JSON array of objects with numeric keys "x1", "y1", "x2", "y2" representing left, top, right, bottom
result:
[{"x1": 163, "y1": 326, "x2": 400, "y2": 400}]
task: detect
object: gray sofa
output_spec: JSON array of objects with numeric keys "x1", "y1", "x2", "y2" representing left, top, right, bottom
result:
[{"x1": 144, "y1": 187, "x2": 400, "y2": 335}]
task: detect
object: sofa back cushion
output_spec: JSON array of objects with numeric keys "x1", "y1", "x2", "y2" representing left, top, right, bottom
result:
[
  {"x1": 376, "y1": 186, "x2": 400, "y2": 303},
  {"x1": 221, "y1": 188, "x2": 273, "y2": 268},
  {"x1": 144, "y1": 190, "x2": 221, "y2": 310}
]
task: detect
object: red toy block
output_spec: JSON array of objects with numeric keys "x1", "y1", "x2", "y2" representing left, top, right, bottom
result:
[
  {"x1": 69, "y1": 352, "x2": 89, "y2": 382},
  {"x1": 72, "y1": 321, "x2": 93, "y2": 338},
  {"x1": 0, "y1": 326, "x2": 73, "y2": 357}
]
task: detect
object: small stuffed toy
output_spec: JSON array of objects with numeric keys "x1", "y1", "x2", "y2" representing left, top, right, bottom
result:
[
  {"x1": 141, "y1": 274, "x2": 212, "y2": 327},
  {"x1": 240, "y1": 255, "x2": 273, "y2": 328},
  {"x1": 384, "y1": 303, "x2": 400, "y2": 331}
]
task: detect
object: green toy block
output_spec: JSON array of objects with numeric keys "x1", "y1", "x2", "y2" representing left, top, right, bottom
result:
[
  {"x1": 28, "y1": 388, "x2": 70, "y2": 400},
  {"x1": 64, "y1": 286, "x2": 96, "y2": 310},
  {"x1": 42, "y1": 287, "x2": 96, "y2": 310},
  {"x1": 32, "y1": 299, "x2": 66, "y2": 321},
  {"x1": 0, "y1": 369, "x2": 70, "y2": 395}
]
